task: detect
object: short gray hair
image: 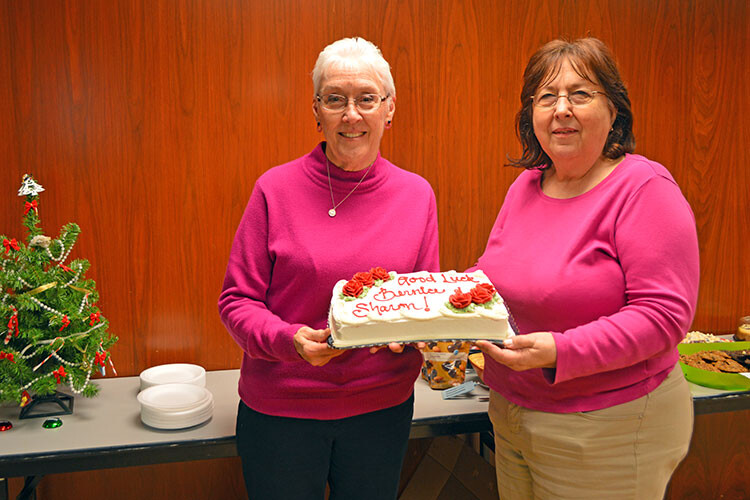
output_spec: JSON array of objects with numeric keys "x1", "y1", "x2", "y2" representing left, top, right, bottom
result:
[{"x1": 312, "y1": 37, "x2": 396, "y2": 98}]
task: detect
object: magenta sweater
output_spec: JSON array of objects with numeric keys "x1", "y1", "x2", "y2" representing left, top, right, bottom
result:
[
  {"x1": 474, "y1": 154, "x2": 699, "y2": 412},
  {"x1": 218, "y1": 143, "x2": 439, "y2": 419}
]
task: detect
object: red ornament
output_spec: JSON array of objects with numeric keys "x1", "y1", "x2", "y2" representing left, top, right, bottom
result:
[
  {"x1": 58, "y1": 262, "x2": 73, "y2": 272},
  {"x1": 24, "y1": 200, "x2": 38, "y2": 215},
  {"x1": 94, "y1": 351, "x2": 107, "y2": 366},
  {"x1": 3, "y1": 238, "x2": 20, "y2": 255},
  {"x1": 449, "y1": 288, "x2": 473, "y2": 309},
  {"x1": 7, "y1": 309, "x2": 19, "y2": 337},
  {"x1": 20, "y1": 391, "x2": 31, "y2": 407},
  {"x1": 53, "y1": 366, "x2": 67, "y2": 383},
  {"x1": 59, "y1": 315, "x2": 70, "y2": 332},
  {"x1": 0, "y1": 420, "x2": 12, "y2": 431},
  {"x1": 89, "y1": 312, "x2": 101, "y2": 325},
  {"x1": 0, "y1": 351, "x2": 14, "y2": 363}
]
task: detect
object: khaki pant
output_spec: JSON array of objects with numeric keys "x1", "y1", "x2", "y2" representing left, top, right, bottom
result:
[{"x1": 488, "y1": 365, "x2": 693, "y2": 500}]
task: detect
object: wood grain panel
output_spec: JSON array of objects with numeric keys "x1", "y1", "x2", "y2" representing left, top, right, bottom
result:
[
  {"x1": 0, "y1": 0, "x2": 748, "y2": 498},
  {"x1": 35, "y1": 457, "x2": 247, "y2": 500},
  {"x1": 666, "y1": 410, "x2": 750, "y2": 500}
]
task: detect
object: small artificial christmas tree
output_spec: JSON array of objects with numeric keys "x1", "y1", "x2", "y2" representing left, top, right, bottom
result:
[{"x1": 0, "y1": 174, "x2": 117, "y2": 409}]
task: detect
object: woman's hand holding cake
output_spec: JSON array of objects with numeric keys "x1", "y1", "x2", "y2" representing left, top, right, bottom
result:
[
  {"x1": 293, "y1": 326, "x2": 344, "y2": 366},
  {"x1": 475, "y1": 332, "x2": 557, "y2": 371}
]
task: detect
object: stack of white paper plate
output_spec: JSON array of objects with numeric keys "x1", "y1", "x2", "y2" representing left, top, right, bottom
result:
[
  {"x1": 139, "y1": 363, "x2": 206, "y2": 391},
  {"x1": 137, "y1": 383, "x2": 214, "y2": 429}
]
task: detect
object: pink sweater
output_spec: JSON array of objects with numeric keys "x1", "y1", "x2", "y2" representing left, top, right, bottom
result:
[
  {"x1": 219, "y1": 143, "x2": 439, "y2": 419},
  {"x1": 474, "y1": 154, "x2": 699, "y2": 412}
]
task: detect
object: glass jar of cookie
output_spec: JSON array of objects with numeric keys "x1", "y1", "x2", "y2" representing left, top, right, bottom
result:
[{"x1": 737, "y1": 316, "x2": 750, "y2": 342}]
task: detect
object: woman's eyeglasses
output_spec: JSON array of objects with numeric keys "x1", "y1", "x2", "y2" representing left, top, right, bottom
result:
[
  {"x1": 316, "y1": 93, "x2": 389, "y2": 112},
  {"x1": 532, "y1": 90, "x2": 607, "y2": 108}
]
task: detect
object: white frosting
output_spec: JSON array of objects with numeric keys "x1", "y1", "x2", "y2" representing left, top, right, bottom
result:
[{"x1": 328, "y1": 270, "x2": 512, "y2": 348}]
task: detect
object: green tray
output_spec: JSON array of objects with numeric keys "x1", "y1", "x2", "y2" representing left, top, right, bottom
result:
[{"x1": 678, "y1": 342, "x2": 750, "y2": 391}]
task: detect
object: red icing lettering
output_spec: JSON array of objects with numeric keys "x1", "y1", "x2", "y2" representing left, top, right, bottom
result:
[
  {"x1": 441, "y1": 273, "x2": 479, "y2": 284},
  {"x1": 397, "y1": 274, "x2": 437, "y2": 286},
  {"x1": 371, "y1": 302, "x2": 420, "y2": 315},
  {"x1": 352, "y1": 301, "x2": 424, "y2": 318},
  {"x1": 371, "y1": 285, "x2": 445, "y2": 302},
  {"x1": 353, "y1": 303, "x2": 370, "y2": 318}
]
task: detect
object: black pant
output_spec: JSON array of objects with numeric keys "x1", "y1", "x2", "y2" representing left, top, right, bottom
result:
[{"x1": 235, "y1": 394, "x2": 414, "y2": 500}]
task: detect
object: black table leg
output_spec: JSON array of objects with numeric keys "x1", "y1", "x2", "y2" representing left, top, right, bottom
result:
[{"x1": 16, "y1": 476, "x2": 42, "y2": 500}]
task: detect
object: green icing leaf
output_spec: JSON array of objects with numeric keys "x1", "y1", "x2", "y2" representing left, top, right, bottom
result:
[
  {"x1": 445, "y1": 302, "x2": 475, "y2": 314},
  {"x1": 477, "y1": 296, "x2": 500, "y2": 309}
]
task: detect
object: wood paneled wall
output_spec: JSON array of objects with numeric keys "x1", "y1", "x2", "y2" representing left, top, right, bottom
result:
[{"x1": 1, "y1": 1, "x2": 747, "y2": 498}]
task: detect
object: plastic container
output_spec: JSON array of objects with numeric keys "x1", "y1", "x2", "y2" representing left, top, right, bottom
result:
[{"x1": 420, "y1": 341, "x2": 472, "y2": 389}]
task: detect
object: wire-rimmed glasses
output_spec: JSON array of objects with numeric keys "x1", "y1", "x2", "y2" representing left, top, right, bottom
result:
[
  {"x1": 532, "y1": 90, "x2": 607, "y2": 108},
  {"x1": 316, "y1": 93, "x2": 389, "y2": 113}
]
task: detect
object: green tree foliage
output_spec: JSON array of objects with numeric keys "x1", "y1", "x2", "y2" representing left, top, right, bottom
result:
[{"x1": 0, "y1": 175, "x2": 118, "y2": 406}]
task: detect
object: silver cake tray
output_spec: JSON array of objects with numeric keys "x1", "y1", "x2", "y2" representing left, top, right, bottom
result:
[{"x1": 326, "y1": 336, "x2": 512, "y2": 350}]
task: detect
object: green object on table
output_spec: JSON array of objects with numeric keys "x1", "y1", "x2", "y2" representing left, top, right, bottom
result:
[
  {"x1": 42, "y1": 417, "x2": 63, "y2": 429},
  {"x1": 678, "y1": 341, "x2": 750, "y2": 391}
]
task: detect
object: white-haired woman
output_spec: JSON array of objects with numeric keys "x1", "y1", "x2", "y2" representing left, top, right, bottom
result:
[{"x1": 219, "y1": 37, "x2": 439, "y2": 499}]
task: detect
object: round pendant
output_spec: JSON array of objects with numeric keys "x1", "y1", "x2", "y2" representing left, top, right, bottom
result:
[{"x1": 328, "y1": 208, "x2": 336, "y2": 217}]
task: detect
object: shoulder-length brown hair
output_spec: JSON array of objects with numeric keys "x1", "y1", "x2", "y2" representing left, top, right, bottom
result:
[{"x1": 508, "y1": 37, "x2": 636, "y2": 169}]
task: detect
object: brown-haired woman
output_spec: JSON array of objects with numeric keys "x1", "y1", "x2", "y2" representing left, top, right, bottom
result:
[{"x1": 473, "y1": 38, "x2": 699, "y2": 499}]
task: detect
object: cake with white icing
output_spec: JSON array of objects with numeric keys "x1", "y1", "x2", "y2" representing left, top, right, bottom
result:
[{"x1": 327, "y1": 268, "x2": 513, "y2": 348}]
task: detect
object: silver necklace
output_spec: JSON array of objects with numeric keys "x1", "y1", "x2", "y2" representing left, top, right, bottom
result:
[{"x1": 325, "y1": 157, "x2": 374, "y2": 217}]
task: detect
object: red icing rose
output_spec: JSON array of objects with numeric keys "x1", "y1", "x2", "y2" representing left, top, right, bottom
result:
[
  {"x1": 369, "y1": 267, "x2": 390, "y2": 281},
  {"x1": 352, "y1": 271, "x2": 374, "y2": 287},
  {"x1": 470, "y1": 285, "x2": 493, "y2": 304},
  {"x1": 449, "y1": 288, "x2": 472, "y2": 309},
  {"x1": 478, "y1": 282, "x2": 496, "y2": 296},
  {"x1": 342, "y1": 279, "x2": 364, "y2": 298}
]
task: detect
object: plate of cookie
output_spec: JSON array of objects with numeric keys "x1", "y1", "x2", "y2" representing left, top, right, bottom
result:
[{"x1": 678, "y1": 342, "x2": 750, "y2": 391}]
